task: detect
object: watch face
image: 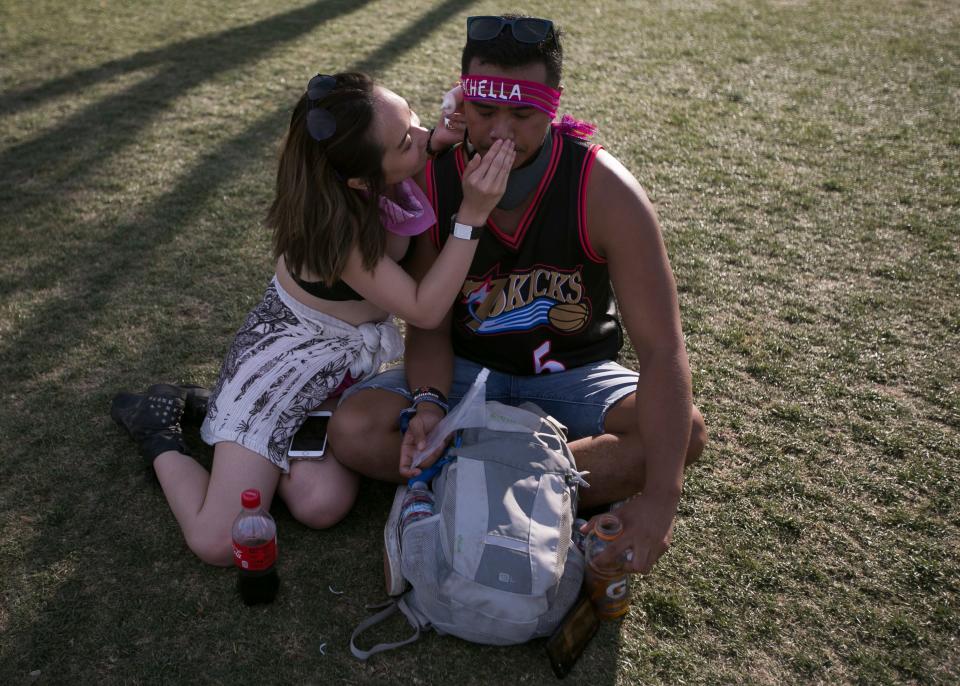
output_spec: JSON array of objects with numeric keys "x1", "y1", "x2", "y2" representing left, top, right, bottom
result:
[
  {"x1": 450, "y1": 214, "x2": 482, "y2": 239},
  {"x1": 453, "y1": 223, "x2": 474, "y2": 239}
]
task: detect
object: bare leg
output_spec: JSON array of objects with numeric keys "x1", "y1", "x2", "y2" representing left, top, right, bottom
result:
[
  {"x1": 275, "y1": 396, "x2": 361, "y2": 527},
  {"x1": 571, "y1": 396, "x2": 707, "y2": 508},
  {"x1": 153, "y1": 442, "x2": 281, "y2": 566},
  {"x1": 328, "y1": 388, "x2": 409, "y2": 483},
  {"x1": 278, "y1": 449, "x2": 360, "y2": 528}
]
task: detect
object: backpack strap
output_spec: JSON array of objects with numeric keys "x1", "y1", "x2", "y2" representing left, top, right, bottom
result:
[{"x1": 349, "y1": 597, "x2": 425, "y2": 660}]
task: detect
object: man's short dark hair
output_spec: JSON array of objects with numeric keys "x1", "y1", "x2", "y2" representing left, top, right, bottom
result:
[{"x1": 461, "y1": 15, "x2": 564, "y2": 88}]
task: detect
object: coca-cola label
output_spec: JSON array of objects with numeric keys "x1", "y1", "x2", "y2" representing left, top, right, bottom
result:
[{"x1": 232, "y1": 538, "x2": 277, "y2": 571}]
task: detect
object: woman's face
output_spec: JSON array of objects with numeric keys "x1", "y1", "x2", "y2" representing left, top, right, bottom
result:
[{"x1": 373, "y1": 86, "x2": 430, "y2": 185}]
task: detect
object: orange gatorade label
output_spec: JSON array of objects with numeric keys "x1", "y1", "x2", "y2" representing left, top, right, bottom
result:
[{"x1": 586, "y1": 566, "x2": 630, "y2": 619}]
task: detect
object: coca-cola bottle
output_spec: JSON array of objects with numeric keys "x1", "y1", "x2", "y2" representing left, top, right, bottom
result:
[
  {"x1": 231, "y1": 489, "x2": 280, "y2": 605},
  {"x1": 584, "y1": 513, "x2": 630, "y2": 619}
]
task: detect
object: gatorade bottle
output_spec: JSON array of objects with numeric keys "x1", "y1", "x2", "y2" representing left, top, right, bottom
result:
[
  {"x1": 584, "y1": 513, "x2": 630, "y2": 619},
  {"x1": 231, "y1": 489, "x2": 280, "y2": 605}
]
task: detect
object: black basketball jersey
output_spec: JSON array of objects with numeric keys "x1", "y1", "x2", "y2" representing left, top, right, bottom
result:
[{"x1": 426, "y1": 129, "x2": 623, "y2": 376}]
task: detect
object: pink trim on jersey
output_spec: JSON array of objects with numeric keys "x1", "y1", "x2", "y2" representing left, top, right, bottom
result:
[
  {"x1": 578, "y1": 144, "x2": 605, "y2": 264},
  {"x1": 425, "y1": 158, "x2": 442, "y2": 250}
]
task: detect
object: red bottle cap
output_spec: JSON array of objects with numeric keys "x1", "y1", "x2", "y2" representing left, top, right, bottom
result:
[{"x1": 241, "y1": 489, "x2": 261, "y2": 509}]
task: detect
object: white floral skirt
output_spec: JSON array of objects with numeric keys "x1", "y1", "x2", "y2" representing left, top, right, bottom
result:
[{"x1": 200, "y1": 276, "x2": 403, "y2": 471}]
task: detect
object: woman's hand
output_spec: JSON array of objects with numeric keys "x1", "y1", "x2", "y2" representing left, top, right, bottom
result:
[
  {"x1": 457, "y1": 138, "x2": 516, "y2": 226},
  {"x1": 430, "y1": 85, "x2": 466, "y2": 151}
]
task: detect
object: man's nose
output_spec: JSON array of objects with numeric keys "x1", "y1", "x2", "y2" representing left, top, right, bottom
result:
[{"x1": 489, "y1": 114, "x2": 515, "y2": 142}]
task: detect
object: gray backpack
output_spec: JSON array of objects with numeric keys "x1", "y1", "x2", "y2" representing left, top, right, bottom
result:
[{"x1": 350, "y1": 401, "x2": 588, "y2": 659}]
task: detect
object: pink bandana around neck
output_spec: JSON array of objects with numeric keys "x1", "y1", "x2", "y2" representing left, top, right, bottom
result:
[
  {"x1": 460, "y1": 74, "x2": 561, "y2": 119},
  {"x1": 378, "y1": 178, "x2": 436, "y2": 236}
]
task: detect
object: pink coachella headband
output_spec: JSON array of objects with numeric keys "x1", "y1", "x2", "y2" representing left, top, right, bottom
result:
[{"x1": 459, "y1": 74, "x2": 561, "y2": 119}]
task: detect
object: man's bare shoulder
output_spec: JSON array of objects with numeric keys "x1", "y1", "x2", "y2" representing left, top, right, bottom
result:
[{"x1": 585, "y1": 148, "x2": 661, "y2": 258}]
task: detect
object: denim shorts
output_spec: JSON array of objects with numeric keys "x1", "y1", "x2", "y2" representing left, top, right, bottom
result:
[{"x1": 344, "y1": 356, "x2": 639, "y2": 440}]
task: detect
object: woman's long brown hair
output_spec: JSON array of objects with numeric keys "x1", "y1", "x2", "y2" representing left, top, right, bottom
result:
[{"x1": 267, "y1": 73, "x2": 387, "y2": 285}]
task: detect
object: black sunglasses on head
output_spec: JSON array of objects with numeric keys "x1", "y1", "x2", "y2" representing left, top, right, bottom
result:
[
  {"x1": 306, "y1": 73, "x2": 337, "y2": 142},
  {"x1": 466, "y1": 16, "x2": 554, "y2": 43}
]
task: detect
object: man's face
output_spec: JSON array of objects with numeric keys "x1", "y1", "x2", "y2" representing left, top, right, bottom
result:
[{"x1": 463, "y1": 58, "x2": 555, "y2": 169}]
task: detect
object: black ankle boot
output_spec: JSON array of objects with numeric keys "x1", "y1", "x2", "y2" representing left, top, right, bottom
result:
[
  {"x1": 180, "y1": 384, "x2": 210, "y2": 425},
  {"x1": 110, "y1": 384, "x2": 191, "y2": 463}
]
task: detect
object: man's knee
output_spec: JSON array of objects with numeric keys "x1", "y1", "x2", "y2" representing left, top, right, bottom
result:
[
  {"x1": 603, "y1": 397, "x2": 707, "y2": 467},
  {"x1": 329, "y1": 390, "x2": 403, "y2": 462},
  {"x1": 685, "y1": 406, "x2": 707, "y2": 467},
  {"x1": 329, "y1": 395, "x2": 374, "y2": 447}
]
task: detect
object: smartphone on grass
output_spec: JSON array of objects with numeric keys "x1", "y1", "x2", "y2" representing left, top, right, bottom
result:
[
  {"x1": 287, "y1": 410, "x2": 332, "y2": 458},
  {"x1": 545, "y1": 591, "x2": 601, "y2": 679}
]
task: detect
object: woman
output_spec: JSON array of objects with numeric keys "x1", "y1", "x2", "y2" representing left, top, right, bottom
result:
[{"x1": 111, "y1": 72, "x2": 514, "y2": 566}]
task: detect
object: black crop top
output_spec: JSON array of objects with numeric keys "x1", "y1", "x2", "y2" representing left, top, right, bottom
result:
[
  {"x1": 290, "y1": 272, "x2": 363, "y2": 301},
  {"x1": 288, "y1": 239, "x2": 417, "y2": 302}
]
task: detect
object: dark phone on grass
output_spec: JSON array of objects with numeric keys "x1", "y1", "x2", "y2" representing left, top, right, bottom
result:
[
  {"x1": 546, "y1": 590, "x2": 600, "y2": 678},
  {"x1": 287, "y1": 410, "x2": 331, "y2": 458}
]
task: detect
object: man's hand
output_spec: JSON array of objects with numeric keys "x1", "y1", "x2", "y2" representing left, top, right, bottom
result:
[
  {"x1": 399, "y1": 404, "x2": 449, "y2": 479},
  {"x1": 581, "y1": 491, "x2": 681, "y2": 574}
]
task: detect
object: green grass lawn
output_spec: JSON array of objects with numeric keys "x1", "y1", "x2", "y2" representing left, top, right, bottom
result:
[{"x1": 1, "y1": 0, "x2": 957, "y2": 683}]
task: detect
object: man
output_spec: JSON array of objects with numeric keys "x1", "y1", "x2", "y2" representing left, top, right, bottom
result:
[{"x1": 331, "y1": 15, "x2": 706, "y2": 575}]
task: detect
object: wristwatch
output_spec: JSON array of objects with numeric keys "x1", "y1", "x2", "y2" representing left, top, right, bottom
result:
[{"x1": 450, "y1": 213, "x2": 485, "y2": 240}]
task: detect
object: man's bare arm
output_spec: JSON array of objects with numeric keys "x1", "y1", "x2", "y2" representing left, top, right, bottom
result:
[
  {"x1": 398, "y1": 228, "x2": 456, "y2": 477},
  {"x1": 586, "y1": 149, "x2": 694, "y2": 572}
]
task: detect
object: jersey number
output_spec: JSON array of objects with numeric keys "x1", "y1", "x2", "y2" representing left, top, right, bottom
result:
[{"x1": 533, "y1": 340, "x2": 566, "y2": 374}]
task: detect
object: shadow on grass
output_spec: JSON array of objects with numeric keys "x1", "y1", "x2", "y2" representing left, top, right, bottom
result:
[
  {"x1": 0, "y1": 0, "x2": 623, "y2": 683},
  {"x1": 0, "y1": 0, "x2": 473, "y2": 380},
  {"x1": 0, "y1": 2, "x2": 367, "y2": 119},
  {"x1": 0, "y1": 0, "x2": 371, "y2": 227}
]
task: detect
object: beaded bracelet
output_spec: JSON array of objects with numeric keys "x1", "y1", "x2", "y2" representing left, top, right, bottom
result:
[{"x1": 411, "y1": 385, "x2": 449, "y2": 414}]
